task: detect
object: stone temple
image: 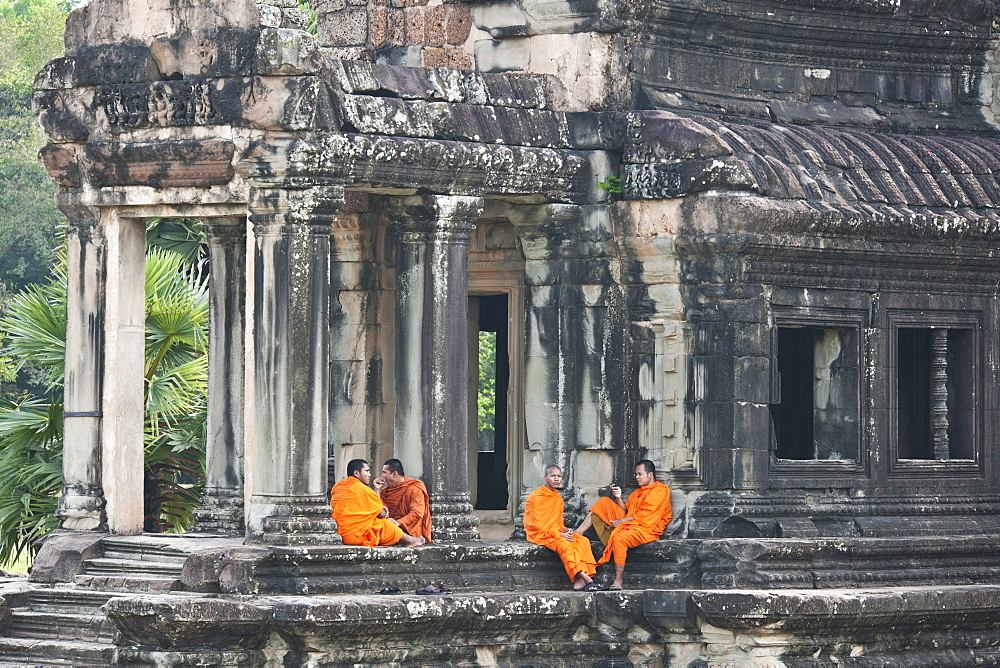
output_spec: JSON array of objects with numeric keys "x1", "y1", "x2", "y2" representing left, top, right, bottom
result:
[{"x1": 3, "y1": 0, "x2": 1000, "y2": 661}]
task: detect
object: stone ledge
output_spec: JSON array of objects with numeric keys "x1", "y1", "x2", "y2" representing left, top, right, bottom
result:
[{"x1": 98, "y1": 584, "x2": 1000, "y2": 665}]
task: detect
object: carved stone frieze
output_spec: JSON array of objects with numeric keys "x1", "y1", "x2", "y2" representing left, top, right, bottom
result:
[
  {"x1": 95, "y1": 80, "x2": 217, "y2": 130},
  {"x1": 241, "y1": 133, "x2": 592, "y2": 202}
]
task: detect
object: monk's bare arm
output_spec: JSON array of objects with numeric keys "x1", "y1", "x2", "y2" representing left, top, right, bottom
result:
[{"x1": 573, "y1": 513, "x2": 593, "y2": 535}]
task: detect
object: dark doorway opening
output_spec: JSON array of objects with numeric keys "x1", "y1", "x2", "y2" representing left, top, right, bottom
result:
[{"x1": 475, "y1": 294, "x2": 509, "y2": 510}]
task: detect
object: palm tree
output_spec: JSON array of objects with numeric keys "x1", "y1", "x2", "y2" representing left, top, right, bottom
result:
[{"x1": 0, "y1": 226, "x2": 209, "y2": 564}]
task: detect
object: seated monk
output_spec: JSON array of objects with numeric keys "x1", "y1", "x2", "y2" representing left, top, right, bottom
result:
[
  {"x1": 524, "y1": 465, "x2": 599, "y2": 591},
  {"x1": 574, "y1": 459, "x2": 671, "y2": 590},
  {"x1": 330, "y1": 458, "x2": 425, "y2": 547},
  {"x1": 374, "y1": 458, "x2": 432, "y2": 543}
]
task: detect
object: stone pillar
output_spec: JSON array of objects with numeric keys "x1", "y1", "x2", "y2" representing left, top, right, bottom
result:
[
  {"x1": 59, "y1": 214, "x2": 107, "y2": 530},
  {"x1": 387, "y1": 195, "x2": 483, "y2": 541},
  {"x1": 193, "y1": 220, "x2": 247, "y2": 534},
  {"x1": 246, "y1": 184, "x2": 341, "y2": 544},
  {"x1": 100, "y1": 212, "x2": 147, "y2": 535}
]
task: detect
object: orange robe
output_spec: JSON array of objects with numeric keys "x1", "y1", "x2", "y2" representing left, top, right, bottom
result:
[
  {"x1": 524, "y1": 485, "x2": 597, "y2": 582},
  {"x1": 380, "y1": 478, "x2": 432, "y2": 543},
  {"x1": 592, "y1": 481, "x2": 672, "y2": 566},
  {"x1": 330, "y1": 477, "x2": 403, "y2": 547}
]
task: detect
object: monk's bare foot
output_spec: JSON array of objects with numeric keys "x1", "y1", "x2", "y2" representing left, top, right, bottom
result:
[{"x1": 398, "y1": 534, "x2": 426, "y2": 547}]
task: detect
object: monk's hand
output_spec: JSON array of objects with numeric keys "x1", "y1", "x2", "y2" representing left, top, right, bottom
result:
[
  {"x1": 560, "y1": 529, "x2": 574, "y2": 541},
  {"x1": 373, "y1": 476, "x2": 386, "y2": 492},
  {"x1": 387, "y1": 518, "x2": 400, "y2": 527},
  {"x1": 378, "y1": 506, "x2": 389, "y2": 518},
  {"x1": 611, "y1": 484, "x2": 622, "y2": 499}
]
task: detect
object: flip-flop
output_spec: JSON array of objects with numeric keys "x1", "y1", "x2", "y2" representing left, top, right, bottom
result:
[
  {"x1": 378, "y1": 587, "x2": 402, "y2": 595},
  {"x1": 580, "y1": 582, "x2": 605, "y2": 592},
  {"x1": 417, "y1": 584, "x2": 453, "y2": 594}
]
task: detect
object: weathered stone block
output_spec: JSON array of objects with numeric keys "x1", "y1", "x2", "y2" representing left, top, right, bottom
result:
[
  {"x1": 318, "y1": 9, "x2": 368, "y2": 47},
  {"x1": 475, "y1": 37, "x2": 529, "y2": 73},
  {"x1": 104, "y1": 596, "x2": 271, "y2": 650},
  {"x1": 425, "y1": 4, "x2": 445, "y2": 46},
  {"x1": 404, "y1": 7, "x2": 425, "y2": 45},
  {"x1": 30, "y1": 531, "x2": 106, "y2": 584},
  {"x1": 445, "y1": 3, "x2": 472, "y2": 44},
  {"x1": 255, "y1": 28, "x2": 322, "y2": 75}
]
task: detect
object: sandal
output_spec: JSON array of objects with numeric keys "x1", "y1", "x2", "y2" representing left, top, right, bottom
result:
[
  {"x1": 580, "y1": 582, "x2": 605, "y2": 592},
  {"x1": 416, "y1": 583, "x2": 454, "y2": 595},
  {"x1": 378, "y1": 587, "x2": 402, "y2": 595}
]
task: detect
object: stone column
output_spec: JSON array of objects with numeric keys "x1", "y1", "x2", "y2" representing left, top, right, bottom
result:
[
  {"x1": 387, "y1": 195, "x2": 483, "y2": 541},
  {"x1": 100, "y1": 212, "x2": 147, "y2": 535},
  {"x1": 58, "y1": 214, "x2": 107, "y2": 530},
  {"x1": 246, "y1": 184, "x2": 341, "y2": 544},
  {"x1": 193, "y1": 219, "x2": 247, "y2": 534}
]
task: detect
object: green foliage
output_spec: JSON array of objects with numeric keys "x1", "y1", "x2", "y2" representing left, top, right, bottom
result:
[
  {"x1": 146, "y1": 218, "x2": 207, "y2": 267},
  {"x1": 296, "y1": 0, "x2": 318, "y2": 35},
  {"x1": 0, "y1": 0, "x2": 69, "y2": 95},
  {"x1": 598, "y1": 175, "x2": 623, "y2": 194},
  {"x1": 0, "y1": 0, "x2": 69, "y2": 295},
  {"x1": 0, "y1": 397, "x2": 62, "y2": 562},
  {"x1": 477, "y1": 331, "x2": 496, "y2": 432},
  {"x1": 0, "y1": 223, "x2": 210, "y2": 562}
]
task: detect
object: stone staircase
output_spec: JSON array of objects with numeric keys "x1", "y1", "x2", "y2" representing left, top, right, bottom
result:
[
  {"x1": 0, "y1": 587, "x2": 122, "y2": 666},
  {"x1": 74, "y1": 536, "x2": 187, "y2": 592},
  {"x1": 0, "y1": 535, "x2": 206, "y2": 666}
]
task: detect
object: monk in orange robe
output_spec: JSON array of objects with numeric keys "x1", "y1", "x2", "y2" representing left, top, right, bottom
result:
[
  {"x1": 375, "y1": 458, "x2": 432, "y2": 543},
  {"x1": 524, "y1": 465, "x2": 599, "y2": 590},
  {"x1": 330, "y1": 459, "x2": 425, "y2": 547},
  {"x1": 574, "y1": 459, "x2": 671, "y2": 590}
]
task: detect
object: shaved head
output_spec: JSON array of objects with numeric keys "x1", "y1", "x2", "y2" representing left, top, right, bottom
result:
[{"x1": 544, "y1": 464, "x2": 562, "y2": 476}]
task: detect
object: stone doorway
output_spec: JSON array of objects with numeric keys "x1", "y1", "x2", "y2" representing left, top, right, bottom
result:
[
  {"x1": 471, "y1": 294, "x2": 510, "y2": 512},
  {"x1": 467, "y1": 218, "x2": 526, "y2": 531}
]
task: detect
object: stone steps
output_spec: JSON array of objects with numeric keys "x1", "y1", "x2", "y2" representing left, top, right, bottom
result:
[
  {"x1": 99, "y1": 537, "x2": 192, "y2": 565},
  {"x1": 25, "y1": 587, "x2": 121, "y2": 615},
  {"x1": 82, "y1": 556, "x2": 184, "y2": 578},
  {"x1": 0, "y1": 637, "x2": 114, "y2": 666},
  {"x1": 74, "y1": 574, "x2": 181, "y2": 592},
  {"x1": 5, "y1": 610, "x2": 113, "y2": 643}
]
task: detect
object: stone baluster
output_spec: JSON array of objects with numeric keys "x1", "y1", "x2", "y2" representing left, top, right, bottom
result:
[
  {"x1": 193, "y1": 219, "x2": 247, "y2": 534},
  {"x1": 932, "y1": 328, "x2": 950, "y2": 460},
  {"x1": 387, "y1": 195, "x2": 483, "y2": 541},
  {"x1": 59, "y1": 214, "x2": 107, "y2": 531},
  {"x1": 246, "y1": 184, "x2": 342, "y2": 544}
]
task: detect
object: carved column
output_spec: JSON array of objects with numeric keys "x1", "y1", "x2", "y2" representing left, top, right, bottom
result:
[
  {"x1": 387, "y1": 195, "x2": 483, "y2": 541},
  {"x1": 59, "y1": 214, "x2": 107, "y2": 530},
  {"x1": 932, "y1": 328, "x2": 950, "y2": 460},
  {"x1": 193, "y1": 220, "x2": 247, "y2": 534},
  {"x1": 246, "y1": 184, "x2": 341, "y2": 544}
]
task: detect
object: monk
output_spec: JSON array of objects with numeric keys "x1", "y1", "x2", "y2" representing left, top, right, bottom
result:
[
  {"x1": 574, "y1": 459, "x2": 671, "y2": 590},
  {"x1": 524, "y1": 465, "x2": 599, "y2": 591},
  {"x1": 330, "y1": 459, "x2": 425, "y2": 547},
  {"x1": 374, "y1": 458, "x2": 432, "y2": 543}
]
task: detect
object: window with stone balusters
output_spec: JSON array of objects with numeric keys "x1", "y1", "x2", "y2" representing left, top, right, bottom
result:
[{"x1": 893, "y1": 324, "x2": 977, "y2": 463}]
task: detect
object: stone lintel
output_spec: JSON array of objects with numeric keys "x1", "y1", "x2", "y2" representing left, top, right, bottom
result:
[
  {"x1": 240, "y1": 134, "x2": 591, "y2": 204},
  {"x1": 82, "y1": 140, "x2": 236, "y2": 188}
]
